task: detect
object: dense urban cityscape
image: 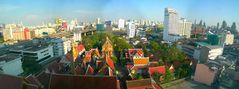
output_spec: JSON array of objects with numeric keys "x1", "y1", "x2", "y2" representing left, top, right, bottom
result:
[{"x1": 0, "y1": 0, "x2": 239, "y2": 89}]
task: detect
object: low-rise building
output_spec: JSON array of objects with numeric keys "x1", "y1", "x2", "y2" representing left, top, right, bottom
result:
[
  {"x1": 33, "y1": 27, "x2": 56, "y2": 37},
  {"x1": 193, "y1": 63, "x2": 221, "y2": 86},
  {"x1": 199, "y1": 46, "x2": 223, "y2": 63},
  {"x1": 220, "y1": 68, "x2": 239, "y2": 89},
  {"x1": 0, "y1": 53, "x2": 23, "y2": 76},
  {"x1": 22, "y1": 45, "x2": 54, "y2": 63},
  {"x1": 63, "y1": 38, "x2": 72, "y2": 54},
  {"x1": 133, "y1": 57, "x2": 149, "y2": 66}
]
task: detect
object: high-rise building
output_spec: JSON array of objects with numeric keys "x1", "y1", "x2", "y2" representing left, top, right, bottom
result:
[
  {"x1": 178, "y1": 18, "x2": 192, "y2": 38},
  {"x1": 73, "y1": 26, "x2": 83, "y2": 42},
  {"x1": 0, "y1": 24, "x2": 4, "y2": 36},
  {"x1": 118, "y1": 19, "x2": 125, "y2": 30},
  {"x1": 3, "y1": 24, "x2": 15, "y2": 41},
  {"x1": 97, "y1": 18, "x2": 101, "y2": 24},
  {"x1": 163, "y1": 8, "x2": 192, "y2": 42},
  {"x1": 221, "y1": 31, "x2": 234, "y2": 45},
  {"x1": 127, "y1": 21, "x2": 136, "y2": 38},
  {"x1": 3, "y1": 24, "x2": 34, "y2": 41},
  {"x1": 67, "y1": 19, "x2": 78, "y2": 31},
  {"x1": 96, "y1": 24, "x2": 104, "y2": 33}
]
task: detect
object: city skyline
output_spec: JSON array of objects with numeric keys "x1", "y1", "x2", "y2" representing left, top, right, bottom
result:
[{"x1": 0, "y1": 0, "x2": 239, "y2": 26}]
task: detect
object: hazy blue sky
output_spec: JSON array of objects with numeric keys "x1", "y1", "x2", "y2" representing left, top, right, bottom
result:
[{"x1": 0, "y1": 0, "x2": 238, "y2": 26}]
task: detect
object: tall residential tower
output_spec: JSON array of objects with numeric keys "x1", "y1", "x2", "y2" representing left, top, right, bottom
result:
[{"x1": 163, "y1": 8, "x2": 192, "y2": 42}]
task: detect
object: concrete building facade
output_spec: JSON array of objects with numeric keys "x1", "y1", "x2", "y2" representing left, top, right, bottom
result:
[
  {"x1": 127, "y1": 22, "x2": 136, "y2": 38},
  {"x1": 73, "y1": 26, "x2": 83, "y2": 42},
  {"x1": 199, "y1": 46, "x2": 223, "y2": 63},
  {"x1": 118, "y1": 19, "x2": 125, "y2": 30},
  {"x1": 221, "y1": 31, "x2": 234, "y2": 45},
  {"x1": 163, "y1": 8, "x2": 192, "y2": 42},
  {"x1": 0, "y1": 53, "x2": 23, "y2": 76}
]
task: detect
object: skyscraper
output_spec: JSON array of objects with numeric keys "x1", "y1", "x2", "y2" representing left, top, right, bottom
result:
[
  {"x1": 178, "y1": 18, "x2": 192, "y2": 38},
  {"x1": 163, "y1": 8, "x2": 192, "y2": 42},
  {"x1": 127, "y1": 21, "x2": 136, "y2": 38},
  {"x1": 97, "y1": 18, "x2": 101, "y2": 24},
  {"x1": 118, "y1": 19, "x2": 125, "y2": 30},
  {"x1": 73, "y1": 26, "x2": 83, "y2": 42},
  {"x1": 163, "y1": 8, "x2": 179, "y2": 42}
]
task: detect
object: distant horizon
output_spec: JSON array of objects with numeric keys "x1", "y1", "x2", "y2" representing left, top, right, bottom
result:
[{"x1": 0, "y1": 0, "x2": 239, "y2": 26}]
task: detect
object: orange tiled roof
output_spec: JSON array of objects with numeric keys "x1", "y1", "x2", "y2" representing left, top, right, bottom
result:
[
  {"x1": 149, "y1": 66, "x2": 166, "y2": 75},
  {"x1": 133, "y1": 57, "x2": 149, "y2": 66},
  {"x1": 77, "y1": 44, "x2": 85, "y2": 53},
  {"x1": 126, "y1": 78, "x2": 161, "y2": 89},
  {"x1": 128, "y1": 48, "x2": 144, "y2": 57},
  {"x1": 148, "y1": 65, "x2": 175, "y2": 76},
  {"x1": 49, "y1": 74, "x2": 118, "y2": 89},
  {"x1": 106, "y1": 55, "x2": 115, "y2": 70},
  {"x1": 84, "y1": 51, "x2": 92, "y2": 62}
]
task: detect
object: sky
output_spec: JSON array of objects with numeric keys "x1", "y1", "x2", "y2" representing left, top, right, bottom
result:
[{"x1": 0, "y1": 0, "x2": 239, "y2": 26}]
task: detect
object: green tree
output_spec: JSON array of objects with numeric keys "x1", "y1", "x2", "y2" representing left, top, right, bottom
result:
[
  {"x1": 158, "y1": 44, "x2": 186, "y2": 65},
  {"x1": 174, "y1": 63, "x2": 192, "y2": 79},
  {"x1": 111, "y1": 56, "x2": 118, "y2": 63},
  {"x1": 0, "y1": 37, "x2": 3, "y2": 44},
  {"x1": 22, "y1": 58, "x2": 42, "y2": 75},
  {"x1": 136, "y1": 74, "x2": 143, "y2": 80},
  {"x1": 152, "y1": 72, "x2": 161, "y2": 84},
  {"x1": 149, "y1": 41, "x2": 160, "y2": 53},
  {"x1": 167, "y1": 45, "x2": 186, "y2": 63},
  {"x1": 135, "y1": 42, "x2": 147, "y2": 53},
  {"x1": 113, "y1": 36, "x2": 132, "y2": 52},
  {"x1": 163, "y1": 68, "x2": 174, "y2": 83}
]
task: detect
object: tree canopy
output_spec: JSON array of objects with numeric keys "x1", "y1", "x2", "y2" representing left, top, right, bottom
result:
[
  {"x1": 22, "y1": 58, "x2": 42, "y2": 75},
  {"x1": 82, "y1": 32, "x2": 132, "y2": 58}
]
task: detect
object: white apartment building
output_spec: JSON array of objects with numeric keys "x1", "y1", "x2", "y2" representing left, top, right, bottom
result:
[
  {"x1": 163, "y1": 8, "x2": 192, "y2": 42},
  {"x1": 33, "y1": 27, "x2": 56, "y2": 37},
  {"x1": 221, "y1": 31, "x2": 234, "y2": 45},
  {"x1": 73, "y1": 26, "x2": 83, "y2": 42},
  {"x1": 97, "y1": 18, "x2": 101, "y2": 24},
  {"x1": 127, "y1": 22, "x2": 136, "y2": 38},
  {"x1": 67, "y1": 19, "x2": 78, "y2": 31},
  {"x1": 118, "y1": 19, "x2": 125, "y2": 30},
  {"x1": 178, "y1": 18, "x2": 192, "y2": 38},
  {"x1": 63, "y1": 38, "x2": 72, "y2": 54},
  {"x1": 0, "y1": 53, "x2": 23, "y2": 76},
  {"x1": 22, "y1": 45, "x2": 54, "y2": 64}
]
